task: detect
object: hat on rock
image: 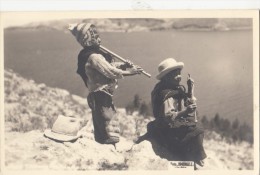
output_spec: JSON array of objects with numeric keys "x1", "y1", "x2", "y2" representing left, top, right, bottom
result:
[
  {"x1": 156, "y1": 58, "x2": 184, "y2": 80},
  {"x1": 44, "y1": 115, "x2": 82, "y2": 142}
]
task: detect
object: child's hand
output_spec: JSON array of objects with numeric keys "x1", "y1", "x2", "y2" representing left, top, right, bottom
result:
[
  {"x1": 186, "y1": 103, "x2": 197, "y2": 113},
  {"x1": 129, "y1": 65, "x2": 143, "y2": 75},
  {"x1": 124, "y1": 60, "x2": 134, "y2": 68}
]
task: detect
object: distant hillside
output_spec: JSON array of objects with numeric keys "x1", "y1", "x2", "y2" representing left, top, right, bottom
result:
[
  {"x1": 4, "y1": 69, "x2": 254, "y2": 170},
  {"x1": 5, "y1": 18, "x2": 252, "y2": 32}
]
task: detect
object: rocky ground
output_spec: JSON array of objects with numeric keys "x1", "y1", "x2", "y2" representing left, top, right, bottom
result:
[{"x1": 4, "y1": 69, "x2": 254, "y2": 171}]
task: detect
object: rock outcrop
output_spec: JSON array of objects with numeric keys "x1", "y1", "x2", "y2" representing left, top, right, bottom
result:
[{"x1": 4, "y1": 69, "x2": 254, "y2": 170}]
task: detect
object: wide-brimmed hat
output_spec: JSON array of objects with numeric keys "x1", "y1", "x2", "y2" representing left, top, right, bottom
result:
[
  {"x1": 156, "y1": 58, "x2": 184, "y2": 80},
  {"x1": 44, "y1": 115, "x2": 82, "y2": 142},
  {"x1": 68, "y1": 23, "x2": 101, "y2": 48}
]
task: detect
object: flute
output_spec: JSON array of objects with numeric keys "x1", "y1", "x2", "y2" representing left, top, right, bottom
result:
[
  {"x1": 187, "y1": 74, "x2": 198, "y2": 122},
  {"x1": 99, "y1": 45, "x2": 151, "y2": 78}
]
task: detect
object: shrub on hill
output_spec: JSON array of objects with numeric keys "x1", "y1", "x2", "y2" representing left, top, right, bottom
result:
[
  {"x1": 201, "y1": 114, "x2": 253, "y2": 144},
  {"x1": 125, "y1": 94, "x2": 152, "y2": 118}
]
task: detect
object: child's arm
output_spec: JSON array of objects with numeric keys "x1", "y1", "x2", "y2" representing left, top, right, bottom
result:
[{"x1": 88, "y1": 53, "x2": 142, "y2": 79}]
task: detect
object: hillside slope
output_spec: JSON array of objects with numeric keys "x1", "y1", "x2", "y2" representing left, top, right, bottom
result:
[
  {"x1": 5, "y1": 18, "x2": 252, "y2": 32},
  {"x1": 4, "y1": 69, "x2": 254, "y2": 170}
]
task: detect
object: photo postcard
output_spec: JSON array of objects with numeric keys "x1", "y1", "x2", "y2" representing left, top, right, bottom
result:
[{"x1": 0, "y1": 10, "x2": 259, "y2": 175}]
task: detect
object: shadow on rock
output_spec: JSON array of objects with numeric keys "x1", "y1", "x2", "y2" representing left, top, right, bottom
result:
[
  {"x1": 134, "y1": 132, "x2": 175, "y2": 161},
  {"x1": 43, "y1": 134, "x2": 81, "y2": 144}
]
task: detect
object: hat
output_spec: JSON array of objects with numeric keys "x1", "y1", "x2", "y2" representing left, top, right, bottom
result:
[
  {"x1": 44, "y1": 115, "x2": 82, "y2": 142},
  {"x1": 156, "y1": 58, "x2": 184, "y2": 80},
  {"x1": 68, "y1": 23, "x2": 101, "y2": 48}
]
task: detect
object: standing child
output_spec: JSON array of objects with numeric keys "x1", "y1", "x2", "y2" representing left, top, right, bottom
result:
[{"x1": 68, "y1": 23, "x2": 143, "y2": 146}]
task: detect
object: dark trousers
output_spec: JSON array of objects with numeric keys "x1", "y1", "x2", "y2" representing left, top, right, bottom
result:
[{"x1": 87, "y1": 91, "x2": 120, "y2": 144}]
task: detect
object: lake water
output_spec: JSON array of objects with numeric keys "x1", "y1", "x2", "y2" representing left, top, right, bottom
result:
[{"x1": 4, "y1": 29, "x2": 253, "y2": 126}]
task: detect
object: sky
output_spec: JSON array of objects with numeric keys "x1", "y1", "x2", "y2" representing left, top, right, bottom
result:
[{"x1": 2, "y1": 13, "x2": 74, "y2": 28}]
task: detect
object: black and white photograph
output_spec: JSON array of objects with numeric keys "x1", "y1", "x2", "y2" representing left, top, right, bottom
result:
[{"x1": 0, "y1": 11, "x2": 259, "y2": 174}]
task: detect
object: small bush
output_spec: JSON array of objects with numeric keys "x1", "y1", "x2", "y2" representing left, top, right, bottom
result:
[
  {"x1": 30, "y1": 116, "x2": 45, "y2": 130},
  {"x1": 201, "y1": 115, "x2": 253, "y2": 144},
  {"x1": 98, "y1": 160, "x2": 128, "y2": 170},
  {"x1": 125, "y1": 94, "x2": 152, "y2": 118}
]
